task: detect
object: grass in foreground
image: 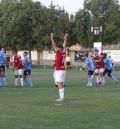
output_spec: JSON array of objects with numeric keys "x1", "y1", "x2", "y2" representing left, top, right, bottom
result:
[{"x1": 0, "y1": 69, "x2": 120, "y2": 129}]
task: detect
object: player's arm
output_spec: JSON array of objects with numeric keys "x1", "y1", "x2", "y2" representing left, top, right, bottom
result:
[
  {"x1": 25, "y1": 58, "x2": 32, "y2": 64},
  {"x1": 63, "y1": 33, "x2": 68, "y2": 49},
  {"x1": 16, "y1": 56, "x2": 22, "y2": 69},
  {"x1": 4, "y1": 55, "x2": 7, "y2": 65},
  {"x1": 51, "y1": 33, "x2": 57, "y2": 52}
]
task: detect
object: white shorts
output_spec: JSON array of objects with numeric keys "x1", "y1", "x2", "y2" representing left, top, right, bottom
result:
[
  {"x1": 14, "y1": 69, "x2": 23, "y2": 75},
  {"x1": 53, "y1": 70, "x2": 65, "y2": 83},
  {"x1": 94, "y1": 68, "x2": 104, "y2": 74}
]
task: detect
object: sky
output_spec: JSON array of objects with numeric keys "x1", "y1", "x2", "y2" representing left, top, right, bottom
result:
[{"x1": 33, "y1": 0, "x2": 84, "y2": 14}]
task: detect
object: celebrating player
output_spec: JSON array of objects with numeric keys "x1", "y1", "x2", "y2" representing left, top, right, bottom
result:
[
  {"x1": 85, "y1": 54, "x2": 95, "y2": 86},
  {"x1": 51, "y1": 33, "x2": 68, "y2": 102},
  {"x1": 0, "y1": 48, "x2": 7, "y2": 88},
  {"x1": 23, "y1": 52, "x2": 33, "y2": 87},
  {"x1": 12, "y1": 50, "x2": 23, "y2": 87}
]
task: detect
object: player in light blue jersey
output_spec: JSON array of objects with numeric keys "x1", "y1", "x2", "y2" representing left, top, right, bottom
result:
[
  {"x1": 103, "y1": 53, "x2": 118, "y2": 84},
  {"x1": 0, "y1": 48, "x2": 7, "y2": 88},
  {"x1": 23, "y1": 52, "x2": 33, "y2": 87},
  {"x1": 85, "y1": 54, "x2": 95, "y2": 86}
]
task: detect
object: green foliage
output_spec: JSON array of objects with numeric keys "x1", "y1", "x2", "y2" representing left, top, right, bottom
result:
[
  {"x1": 84, "y1": 0, "x2": 120, "y2": 44},
  {"x1": 0, "y1": 0, "x2": 120, "y2": 49},
  {"x1": 74, "y1": 9, "x2": 91, "y2": 47}
]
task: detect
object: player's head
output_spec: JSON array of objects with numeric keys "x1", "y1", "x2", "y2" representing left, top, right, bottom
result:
[
  {"x1": 100, "y1": 52, "x2": 104, "y2": 57},
  {"x1": 94, "y1": 48, "x2": 99, "y2": 55},
  {"x1": 12, "y1": 50, "x2": 18, "y2": 55},
  {"x1": 1, "y1": 48, "x2": 5, "y2": 52},
  {"x1": 23, "y1": 52, "x2": 28, "y2": 57},
  {"x1": 85, "y1": 53, "x2": 89, "y2": 58},
  {"x1": 103, "y1": 53, "x2": 107, "y2": 59},
  {"x1": 56, "y1": 44, "x2": 63, "y2": 50}
]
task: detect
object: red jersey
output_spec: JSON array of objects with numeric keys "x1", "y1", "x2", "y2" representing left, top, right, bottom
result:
[
  {"x1": 99, "y1": 56, "x2": 104, "y2": 68},
  {"x1": 55, "y1": 49, "x2": 65, "y2": 70},
  {"x1": 94, "y1": 55, "x2": 101, "y2": 69},
  {"x1": 13, "y1": 55, "x2": 23, "y2": 69}
]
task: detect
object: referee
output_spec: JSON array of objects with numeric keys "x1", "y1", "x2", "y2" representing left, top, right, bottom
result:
[{"x1": 66, "y1": 54, "x2": 71, "y2": 70}]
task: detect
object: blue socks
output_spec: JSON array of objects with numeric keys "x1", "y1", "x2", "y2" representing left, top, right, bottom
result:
[
  {"x1": 0, "y1": 77, "x2": 7, "y2": 87},
  {"x1": 25, "y1": 77, "x2": 33, "y2": 87}
]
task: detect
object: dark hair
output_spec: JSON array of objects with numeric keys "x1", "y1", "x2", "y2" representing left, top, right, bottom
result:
[
  {"x1": 95, "y1": 49, "x2": 99, "y2": 52},
  {"x1": 13, "y1": 50, "x2": 18, "y2": 53},
  {"x1": 85, "y1": 53, "x2": 88, "y2": 57},
  {"x1": 24, "y1": 51, "x2": 28, "y2": 55},
  {"x1": 57, "y1": 44, "x2": 63, "y2": 49},
  {"x1": 103, "y1": 53, "x2": 107, "y2": 59}
]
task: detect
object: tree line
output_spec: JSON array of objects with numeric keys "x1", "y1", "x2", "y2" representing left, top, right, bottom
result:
[{"x1": 0, "y1": 0, "x2": 120, "y2": 51}]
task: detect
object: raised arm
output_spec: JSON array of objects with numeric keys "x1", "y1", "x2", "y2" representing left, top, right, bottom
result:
[
  {"x1": 51, "y1": 33, "x2": 57, "y2": 51},
  {"x1": 63, "y1": 33, "x2": 68, "y2": 48}
]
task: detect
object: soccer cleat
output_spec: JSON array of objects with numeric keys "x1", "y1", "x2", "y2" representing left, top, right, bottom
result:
[
  {"x1": 89, "y1": 83, "x2": 92, "y2": 86},
  {"x1": 56, "y1": 98, "x2": 64, "y2": 102},
  {"x1": 115, "y1": 79, "x2": 118, "y2": 83}
]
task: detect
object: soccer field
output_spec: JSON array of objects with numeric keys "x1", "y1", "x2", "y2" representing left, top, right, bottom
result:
[{"x1": 0, "y1": 69, "x2": 120, "y2": 129}]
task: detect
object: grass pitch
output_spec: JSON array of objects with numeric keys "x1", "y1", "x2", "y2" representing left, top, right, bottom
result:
[{"x1": 0, "y1": 69, "x2": 120, "y2": 129}]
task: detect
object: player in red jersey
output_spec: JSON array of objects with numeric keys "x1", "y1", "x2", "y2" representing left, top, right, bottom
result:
[
  {"x1": 94, "y1": 49, "x2": 103, "y2": 85},
  {"x1": 12, "y1": 50, "x2": 23, "y2": 87},
  {"x1": 51, "y1": 33, "x2": 68, "y2": 102},
  {"x1": 99, "y1": 53, "x2": 105, "y2": 84}
]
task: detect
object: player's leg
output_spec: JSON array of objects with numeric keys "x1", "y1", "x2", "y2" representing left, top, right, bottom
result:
[
  {"x1": 66, "y1": 62, "x2": 68, "y2": 70},
  {"x1": 94, "y1": 69, "x2": 100, "y2": 85},
  {"x1": 56, "y1": 71, "x2": 65, "y2": 101},
  {"x1": 99, "y1": 68, "x2": 104, "y2": 84},
  {"x1": 53, "y1": 71, "x2": 57, "y2": 87},
  {"x1": 87, "y1": 71, "x2": 91, "y2": 86},
  {"x1": 68, "y1": 62, "x2": 71, "y2": 70},
  {"x1": 1, "y1": 66, "x2": 7, "y2": 87},
  {"x1": 108, "y1": 70, "x2": 118, "y2": 82},
  {"x1": 0, "y1": 67, "x2": 2, "y2": 87},
  {"x1": 102, "y1": 69, "x2": 108, "y2": 85},
  {"x1": 69, "y1": 62, "x2": 71, "y2": 70},
  {"x1": 24, "y1": 70, "x2": 28, "y2": 87},
  {"x1": 18, "y1": 69, "x2": 23, "y2": 87},
  {"x1": 27, "y1": 70, "x2": 33, "y2": 87},
  {"x1": 90, "y1": 70, "x2": 94, "y2": 86},
  {"x1": 14, "y1": 70, "x2": 18, "y2": 87}
]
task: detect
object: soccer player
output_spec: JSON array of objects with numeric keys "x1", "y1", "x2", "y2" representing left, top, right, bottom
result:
[
  {"x1": 23, "y1": 52, "x2": 33, "y2": 87},
  {"x1": 102, "y1": 53, "x2": 118, "y2": 84},
  {"x1": 85, "y1": 53, "x2": 95, "y2": 86},
  {"x1": 12, "y1": 50, "x2": 23, "y2": 87},
  {"x1": 66, "y1": 53, "x2": 71, "y2": 70},
  {"x1": 99, "y1": 53, "x2": 105, "y2": 84},
  {"x1": 94, "y1": 49, "x2": 102, "y2": 85},
  {"x1": 0, "y1": 48, "x2": 7, "y2": 88},
  {"x1": 51, "y1": 33, "x2": 68, "y2": 102}
]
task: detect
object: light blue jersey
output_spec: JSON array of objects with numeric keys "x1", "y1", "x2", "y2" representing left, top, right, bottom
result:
[
  {"x1": 104, "y1": 57, "x2": 113, "y2": 70},
  {"x1": 85, "y1": 57, "x2": 95, "y2": 71},
  {"x1": 23, "y1": 56, "x2": 31, "y2": 70},
  {"x1": 0, "y1": 51, "x2": 5, "y2": 65}
]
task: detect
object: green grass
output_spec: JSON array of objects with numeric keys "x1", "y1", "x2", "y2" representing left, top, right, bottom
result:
[{"x1": 0, "y1": 69, "x2": 120, "y2": 129}]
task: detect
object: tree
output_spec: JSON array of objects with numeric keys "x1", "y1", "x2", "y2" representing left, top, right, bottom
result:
[
  {"x1": 84, "y1": 0, "x2": 120, "y2": 44},
  {"x1": 74, "y1": 9, "x2": 91, "y2": 47}
]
